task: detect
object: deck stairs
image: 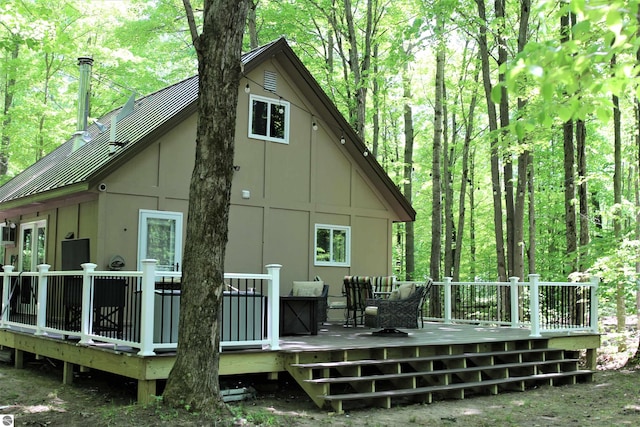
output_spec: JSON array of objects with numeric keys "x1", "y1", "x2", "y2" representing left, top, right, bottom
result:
[{"x1": 283, "y1": 338, "x2": 594, "y2": 413}]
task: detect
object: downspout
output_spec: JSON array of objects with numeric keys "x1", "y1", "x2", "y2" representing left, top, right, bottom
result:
[{"x1": 72, "y1": 56, "x2": 94, "y2": 151}]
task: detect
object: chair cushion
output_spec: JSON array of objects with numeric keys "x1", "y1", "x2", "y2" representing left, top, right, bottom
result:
[
  {"x1": 396, "y1": 283, "x2": 416, "y2": 300},
  {"x1": 292, "y1": 281, "x2": 324, "y2": 297},
  {"x1": 364, "y1": 306, "x2": 378, "y2": 316}
]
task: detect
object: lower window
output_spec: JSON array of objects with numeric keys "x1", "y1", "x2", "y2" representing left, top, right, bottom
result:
[{"x1": 314, "y1": 224, "x2": 350, "y2": 267}]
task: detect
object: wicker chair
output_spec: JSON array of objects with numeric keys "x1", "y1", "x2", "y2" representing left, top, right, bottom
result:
[{"x1": 364, "y1": 280, "x2": 431, "y2": 335}]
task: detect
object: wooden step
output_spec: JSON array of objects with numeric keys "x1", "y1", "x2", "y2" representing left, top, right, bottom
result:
[
  {"x1": 321, "y1": 370, "x2": 594, "y2": 413},
  {"x1": 304, "y1": 358, "x2": 582, "y2": 385},
  {"x1": 290, "y1": 347, "x2": 561, "y2": 370}
]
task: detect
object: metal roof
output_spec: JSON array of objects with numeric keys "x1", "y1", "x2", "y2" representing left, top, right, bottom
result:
[{"x1": 0, "y1": 38, "x2": 415, "y2": 221}]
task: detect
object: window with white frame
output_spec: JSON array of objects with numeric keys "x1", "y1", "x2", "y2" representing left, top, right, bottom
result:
[
  {"x1": 138, "y1": 210, "x2": 183, "y2": 272},
  {"x1": 314, "y1": 224, "x2": 350, "y2": 267},
  {"x1": 248, "y1": 94, "x2": 290, "y2": 144}
]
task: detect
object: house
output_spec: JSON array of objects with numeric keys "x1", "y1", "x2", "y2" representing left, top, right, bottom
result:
[{"x1": 0, "y1": 38, "x2": 415, "y2": 296}]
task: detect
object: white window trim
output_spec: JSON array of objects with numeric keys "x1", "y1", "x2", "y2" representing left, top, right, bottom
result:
[
  {"x1": 137, "y1": 209, "x2": 183, "y2": 272},
  {"x1": 18, "y1": 219, "x2": 47, "y2": 272},
  {"x1": 314, "y1": 224, "x2": 351, "y2": 267},
  {"x1": 248, "y1": 94, "x2": 290, "y2": 144}
]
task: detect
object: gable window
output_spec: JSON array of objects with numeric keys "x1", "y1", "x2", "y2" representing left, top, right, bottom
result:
[
  {"x1": 315, "y1": 224, "x2": 350, "y2": 267},
  {"x1": 248, "y1": 94, "x2": 289, "y2": 144}
]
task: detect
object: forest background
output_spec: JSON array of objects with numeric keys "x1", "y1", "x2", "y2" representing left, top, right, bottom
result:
[{"x1": 1, "y1": 0, "x2": 640, "y2": 334}]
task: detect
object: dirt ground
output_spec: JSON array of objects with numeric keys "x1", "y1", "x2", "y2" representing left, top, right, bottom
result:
[{"x1": 1, "y1": 319, "x2": 640, "y2": 426}]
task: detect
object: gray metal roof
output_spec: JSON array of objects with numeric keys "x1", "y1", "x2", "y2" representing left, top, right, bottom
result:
[{"x1": 0, "y1": 38, "x2": 415, "y2": 221}]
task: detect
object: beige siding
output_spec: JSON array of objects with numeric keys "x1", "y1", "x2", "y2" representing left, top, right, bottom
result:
[{"x1": 4, "y1": 56, "x2": 407, "y2": 297}]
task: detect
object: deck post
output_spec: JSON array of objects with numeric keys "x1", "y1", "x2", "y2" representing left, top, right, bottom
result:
[
  {"x1": 79, "y1": 263, "x2": 98, "y2": 345},
  {"x1": 266, "y1": 264, "x2": 282, "y2": 350},
  {"x1": 137, "y1": 259, "x2": 157, "y2": 356},
  {"x1": 529, "y1": 274, "x2": 541, "y2": 337},
  {"x1": 509, "y1": 277, "x2": 519, "y2": 328},
  {"x1": 444, "y1": 277, "x2": 452, "y2": 324},
  {"x1": 589, "y1": 276, "x2": 599, "y2": 334},
  {"x1": 1, "y1": 265, "x2": 14, "y2": 328},
  {"x1": 35, "y1": 264, "x2": 51, "y2": 336}
]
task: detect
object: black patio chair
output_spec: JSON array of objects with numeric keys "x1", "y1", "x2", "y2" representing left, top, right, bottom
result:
[{"x1": 342, "y1": 276, "x2": 374, "y2": 327}]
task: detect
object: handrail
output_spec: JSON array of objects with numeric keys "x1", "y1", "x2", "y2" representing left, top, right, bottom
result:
[
  {"x1": 0, "y1": 261, "x2": 282, "y2": 355},
  {"x1": 399, "y1": 274, "x2": 599, "y2": 337}
]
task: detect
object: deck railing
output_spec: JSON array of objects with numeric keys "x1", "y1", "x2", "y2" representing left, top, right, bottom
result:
[
  {"x1": 399, "y1": 274, "x2": 599, "y2": 336},
  {"x1": 0, "y1": 260, "x2": 282, "y2": 355}
]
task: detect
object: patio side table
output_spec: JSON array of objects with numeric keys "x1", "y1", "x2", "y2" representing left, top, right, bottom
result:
[{"x1": 280, "y1": 296, "x2": 318, "y2": 335}]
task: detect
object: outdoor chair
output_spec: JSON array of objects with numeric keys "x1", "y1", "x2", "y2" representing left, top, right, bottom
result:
[
  {"x1": 364, "y1": 278, "x2": 432, "y2": 336},
  {"x1": 342, "y1": 276, "x2": 374, "y2": 327},
  {"x1": 371, "y1": 276, "x2": 396, "y2": 298}
]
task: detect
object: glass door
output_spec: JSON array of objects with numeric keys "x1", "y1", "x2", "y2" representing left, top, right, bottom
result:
[
  {"x1": 17, "y1": 220, "x2": 46, "y2": 313},
  {"x1": 137, "y1": 210, "x2": 183, "y2": 272}
]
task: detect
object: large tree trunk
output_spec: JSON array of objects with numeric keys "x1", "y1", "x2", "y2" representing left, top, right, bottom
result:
[{"x1": 163, "y1": 0, "x2": 249, "y2": 414}]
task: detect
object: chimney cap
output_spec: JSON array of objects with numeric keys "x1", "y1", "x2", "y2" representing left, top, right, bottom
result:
[{"x1": 77, "y1": 56, "x2": 94, "y2": 65}]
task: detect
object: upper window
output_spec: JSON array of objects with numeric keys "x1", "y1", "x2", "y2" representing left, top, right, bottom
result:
[
  {"x1": 248, "y1": 94, "x2": 290, "y2": 144},
  {"x1": 314, "y1": 224, "x2": 351, "y2": 267}
]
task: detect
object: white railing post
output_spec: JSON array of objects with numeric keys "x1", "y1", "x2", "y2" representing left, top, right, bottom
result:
[
  {"x1": 266, "y1": 264, "x2": 281, "y2": 350},
  {"x1": 35, "y1": 264, "x2": 50, "y2": 335},
  {"x1": 137, "y1": 259, "x2": 157, "y2": 356},
  {"x1": 1, "y1": 265, "x2": 14, "y2": 328},
  {"x1": 529, "y1": 274, "x2": 541, "y2": 337},
  {"x1": 589, "y1": 276, "x2": 599, "y2": 334},
  {"x1": 444, "y1": 277, "x2": 452, "y2": 324},
  {"x1": 509, "y1": 277, "x2": 519, "y2": 328},
  {"x1": 79, "y1": 263, "x2": 97, "y2": 345}
]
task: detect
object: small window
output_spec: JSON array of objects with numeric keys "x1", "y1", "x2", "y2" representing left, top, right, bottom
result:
[
  {"x1": 248, "y1": 94, "x2": 289, "y2": 144},
  {"x1": 315, "y1": 224, "x2": 350, "y2": 267}
]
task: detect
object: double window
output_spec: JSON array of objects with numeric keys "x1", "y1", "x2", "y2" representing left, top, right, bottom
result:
[
  {"x1": 248, "y1": 94, "x2": 289, "y2": 144},
  {"x1": 314, "y1": 224, "x2": 351, "y2": 267}
]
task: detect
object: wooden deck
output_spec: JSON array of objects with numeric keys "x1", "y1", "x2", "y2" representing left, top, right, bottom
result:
[{"x1": 0, "y1": 322, "x2": 600, "y2": 411}]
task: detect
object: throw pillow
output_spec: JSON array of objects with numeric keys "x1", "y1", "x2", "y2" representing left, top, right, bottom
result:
[
  {"x1": 293, "y1": 281, "x2": 324, "y2": 297},
  {"x1": 397, "y1": 283, "x2": 416, "y2": 300}
]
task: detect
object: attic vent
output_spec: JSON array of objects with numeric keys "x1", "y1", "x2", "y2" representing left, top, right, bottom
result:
[{"x1": 264, "y1": 70, "x2": 277, "y2": 92}]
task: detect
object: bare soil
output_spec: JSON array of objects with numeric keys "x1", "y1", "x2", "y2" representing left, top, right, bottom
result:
[{"x1": 1, "y1": 318, "x2": 639, "y2": 426}]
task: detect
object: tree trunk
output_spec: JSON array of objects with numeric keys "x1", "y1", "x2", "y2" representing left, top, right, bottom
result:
[
  {"x1": 612, "y1": 57, "x2": 625, "y2": 334},
  {"x1": 561, "y1": 12, "x2": 578, "y2": 275},
  {"x1": 453, "y1": 52, "x2": 479, "y2": 282},
  {"x1": 163, "y1": 0, "x2": 249, "y2": 414},
  {"x1": 430, "y1": 17, "x2": 444, "y2": 283},
  {"x1": 577, "y1": 119, "x2": 589, "y2": 269},
  {"x1": 430, "y1": 18, "x2": 445, "y2": 316},
  {"x1": 476, "y1": 0, "x2": 507, "y2": 281},
  {"x1": 443, "y1": 83, "x2": 455, "y2": 280},
  {"x1": 513, "y1": 0, "x2": 530, "y2": 281},
  {"x1": 402, "y1": 59, "x2": 415, "y2": 280},
  {"x1": 247, "y1": 1, "x2": 259, "y2": 49},
  {"x1": 495, "y1": 0, "x2": 515, "y2": 283},
  {"x1": 1, "y1": 40, "x2": 19, "y2": 177}
]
